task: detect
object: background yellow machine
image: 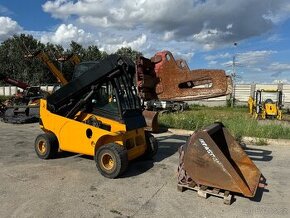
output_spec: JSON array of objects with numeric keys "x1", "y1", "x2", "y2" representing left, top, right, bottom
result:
[
  {"x1": 34, "y1": 55, "x2": 158, "y2": 178},
  {"x1": 248, "y1": 89, "x2": 283, "y2": 120}
]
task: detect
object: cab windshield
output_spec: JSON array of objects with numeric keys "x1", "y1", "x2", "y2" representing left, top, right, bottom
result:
[
  {"x1": 73, "y1": 62, "x2": 98, "y2": 79},
  {"x1": 261, "y1": 92, "x2": 278, "y2": 102},
  {"x1": 90, "y1": 73, "x2": 141, "y2": 120}
]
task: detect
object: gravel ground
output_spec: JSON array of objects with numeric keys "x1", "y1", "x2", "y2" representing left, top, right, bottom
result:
[{"x1": 0, "y1": 122, "x2": 289, "y2": 218}]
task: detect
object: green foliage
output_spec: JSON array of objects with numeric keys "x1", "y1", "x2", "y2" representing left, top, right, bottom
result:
[
  {"x1": 68, "y1": 41, "x2": 85, "y2": 57},
  {"x1": 226, "y1": 96, "x2": 237, "y2": 107},
  {"x1": 0, "y1": 96, "x2": 10, "y2": 103},
  {"x1": 255, "y1": 138, "x2": 269, "y2": 146},
  {"x1": 0, "y1": 35, "x2": 140, "y2": 85},
  {"x1": 0, "y1": 34, "x2": 46, "y2": 85},
  {"x1": 82, "y1": 45, "x2": 107, "y2": 61},
  {"x1": 159, "y1": 105, "x2": 290, "y2": 140},
  {"x1": 116, "y1": 47, "x2": 142, "y2": 61}
]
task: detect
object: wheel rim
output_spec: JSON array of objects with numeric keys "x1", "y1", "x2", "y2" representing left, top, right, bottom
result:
[
  {"x1": 101, "y1": 153, "x2": 114, "y2": 171},
  {"x1": 37, "y1": 140, "x2": 47, "y2": 154}
]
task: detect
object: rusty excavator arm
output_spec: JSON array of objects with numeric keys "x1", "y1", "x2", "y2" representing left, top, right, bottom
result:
[{"x1": 136, "y1": 51, "x2": 232, "y2": 102}]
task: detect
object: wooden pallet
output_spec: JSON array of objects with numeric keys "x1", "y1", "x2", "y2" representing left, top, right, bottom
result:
[{"x1": 177, "y1": 182, "x2": 233, "y2": 205}]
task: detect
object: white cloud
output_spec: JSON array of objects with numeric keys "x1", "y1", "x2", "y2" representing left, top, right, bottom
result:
[
  {"x1": 272, "y1": 79, "x2": 289, "y2": 84},
  {"x1": 99, "y1": 34, "x2": 147, "y2": 53},
  {"x1": 40, "y1": 24, "x2": 94, "y2": 46},
  {"x1": 266, "y1": 34, "x2": 282, "y2": 42},
  {"x1": 226, "y1": 24, "x2": 233, "y2": 29},
  {"x1": 192, "y1": 28, "x2": 233, "y2": 50},
  {"x1": 42, "y1": 0, "x2": 290, "y2": 47},
  {"x1": 0, "y1": 5, "x2": 12, "y2": 15},
  {"x1": 174, "y1": 51, "x2": 194, "y2": 62},
  {"x1": 35, "y1": 21, "x2": 193, "y2": 58},
  {"x1": 0, "y1": 16, "x2": 22, "y2": 41},
  {"x1": 219, "y1": 50, "x2": 276, "y2": 73},
  {"x1": 205, "y1": 52, "x2": 231, "y2": 61},
  {"x1": 208, "y1": 60, "x2": 217, "y2": 65},
  {"x1": 162, "y1": 31, "x2": 175, "y2": 41},
  {"x1": 235, "y1": 50, "x2": 276, "y2": 65},
  {"x1": 267, "y1": 62, "x2": 290, "y2": 72},
  {"x1": 263, "y1": 2, "x2": 290, "y2": 24},
  {"x1": 39, "y1": 0, "x2": 290, "y2": 64},
  {"x1": 205, "y1": 50, "x2": 278, "y2": 73}
]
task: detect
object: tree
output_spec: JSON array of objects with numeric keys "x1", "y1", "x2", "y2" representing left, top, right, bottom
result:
[
  {"x1": 115, "y1": 47, "x2": 142, "y2": 61},
  {"x1": 0, "y1": 34, "x2": 49, "y2": 85},
  {"x1": 82, "y1": 45, "x2": 107, "y2": 61},
  {"x1": 0, "y1": 36, "x2": 143, "y2": 86},
  {"x1": 67, "y1": 41, "x2": 85, "y2": 58}
]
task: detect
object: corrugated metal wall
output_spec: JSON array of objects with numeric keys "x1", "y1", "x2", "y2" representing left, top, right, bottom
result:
[
  {"x1": 185, "y1": 83, "x2": 290, "y2": 108},
  {"x1": 0, "y1": 85, "x2": 54, "y2": 96},
  {"x1": 1, "y1": 84, "x2": 290, "y2": 107},
  {"x1": 235, "y1": 84, "x2": 252, "y2": 102},
  {"x1": 283, "y1": 85, "x2": 290, "y2": 103}
]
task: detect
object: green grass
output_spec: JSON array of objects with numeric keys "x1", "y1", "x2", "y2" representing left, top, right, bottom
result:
[
  {"x1": 159, "y1": 105, "x2": 290, "y2": 140},
  {"x1": 0, "y1": 96, "x2": 10, "y2": 103},
  {"x1": 255, "y1": 138, "x2": 269, "y2": 146}
]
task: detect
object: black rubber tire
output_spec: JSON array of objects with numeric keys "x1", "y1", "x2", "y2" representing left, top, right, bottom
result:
[
  {"x1": 34, "y1": 133, "x2": 59, "y2": 159},
  {"x1": 144, "y1": 131, "x2": 158, "y2": 159},
  {"x1": 264, "y1": 99, "x2": 274, "y2": 104},
  {"x1": 173, "y1": 103, "x2": 180, "y2": 111},
  {"x1": 179, "y1": 104, "x2": 184, "y2": 112},
  {"x1": 3, "y1": 108, "x2": 14, "y2": 117},
  {"x1": 95, "y1": 143, "x2": 128, "y2": 179}
]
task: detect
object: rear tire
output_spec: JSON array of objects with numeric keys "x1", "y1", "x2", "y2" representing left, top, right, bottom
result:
[
  {"x1": 35, "y1": 133, "x2": 59, "y2": 159},
  {"x1": 95, "y1": 143, "x2": 128, "y2": 179},
  {"x1": 144, "y1": 131, "x2": 158, "y2": 159}
]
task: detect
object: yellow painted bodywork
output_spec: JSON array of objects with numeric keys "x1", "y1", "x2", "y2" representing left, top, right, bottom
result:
[
  {"x1": 39, "y1": 99, "x2": 147, "y2": 160},
  {"x1": 68, "y1": 54, "x2": 81, "y2": 66},
  {"x1": 248, "y1": 92, "x2": 283, "y2": 120},
  {"x1": 264, "y1": 103, "x2": 278, "y2": 116},
  {"x1": 247, "y1": 96, "x2": 254, "y2": 115}
]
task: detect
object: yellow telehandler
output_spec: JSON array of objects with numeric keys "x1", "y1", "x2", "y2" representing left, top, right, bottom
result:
[{"x1": 35, "y1": 55, "x2": 158, "y2": 178}]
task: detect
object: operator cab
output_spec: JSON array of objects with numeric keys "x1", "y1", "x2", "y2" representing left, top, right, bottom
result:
[
  {"x1": 88, "y1": 72, "x2": 144, "y2": 130},
  {"x1": 47, "y1": 55, "x2": 146, "y2": 131}
]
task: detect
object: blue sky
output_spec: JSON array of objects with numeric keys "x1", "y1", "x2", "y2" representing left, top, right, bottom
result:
[{"x1": 1, "y1": 0, "x2": 290, "y2": 84}]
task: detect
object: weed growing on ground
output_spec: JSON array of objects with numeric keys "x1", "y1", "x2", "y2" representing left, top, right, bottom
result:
[
  {"x1": 255, "y1": 138, "x2": 269, "y2": 146},
  {"x1": 159, "y1": 105, "x2": 290, "y2": 139}
]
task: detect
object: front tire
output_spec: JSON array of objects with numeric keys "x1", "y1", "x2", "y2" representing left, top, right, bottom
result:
[
  {"x1": 34, "y1": 133, "x2": 59, "y2": 159},
  {"x1": 95, "y1": 143, "x2": 128, "y2": 179}
]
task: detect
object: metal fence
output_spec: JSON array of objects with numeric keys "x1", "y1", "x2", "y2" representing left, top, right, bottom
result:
[
  {"x1": 187, "y1": 83, "x2": 290, "y2": 108},
  {"x1": 0, "y1": 85, "x2": 54, "y2": 96},
  {"x1": 1, "y1": 83, "x2": 290, "y2": 108}
]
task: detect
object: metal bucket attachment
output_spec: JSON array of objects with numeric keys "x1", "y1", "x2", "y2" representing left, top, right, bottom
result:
[
  {"x1": 183, "y1": 122, "x2": 261, "y2": 197},
  {"x1": 142, "y1": 109, "x2": 159, "y2": 133}
]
